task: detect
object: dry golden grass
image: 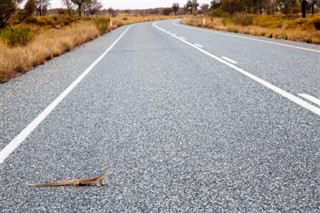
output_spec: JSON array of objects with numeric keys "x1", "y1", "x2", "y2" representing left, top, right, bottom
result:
[
  {"x1": 182, "y1": 15, "x2": 320, "y2": 44},
  {"x1": 0, "y1": 21, "x2": 100, "y2": 83},
  {"x1": 110, "y1": 14, "x2": 182, "y2": 29}
]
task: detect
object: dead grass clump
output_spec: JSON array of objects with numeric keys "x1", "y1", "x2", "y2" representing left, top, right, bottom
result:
[
  {"x1": 0, "y1": 21, "x2": 99, "y2": 83},
  {"x1": 94, "y1": 17, "x2": 110, "y2": 35}
]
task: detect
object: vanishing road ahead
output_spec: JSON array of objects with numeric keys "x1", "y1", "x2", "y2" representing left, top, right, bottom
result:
[{"x1": 1, "y1": 20, "x2": 320, "y2": 212}]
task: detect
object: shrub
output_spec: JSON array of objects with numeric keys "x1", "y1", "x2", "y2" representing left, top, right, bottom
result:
[
  {"x1": 122, "y1": 17, "x2": 128, "y2": 21},
  {"x1": 222, "y1": 17, "x2": 232, "y2": 26},
  {"x1": 94, "y1": 17, "x2": 110, "y2": 35},
  {"x1": 25, "y1": 15, "x2": 76, "y2": 28},
  {"x1": 232, "y1": 13, "x2": 254, "y2": 26},
  {"x1": 211, "y1": 8, "x2": 229, "y2": 18},
  {"x1": 1, "y1": 26, "x2": 34, "y2": 47},
  {"x1": 25, "y1": 16, "x2": 38, "y2": 24},
  {"x1": 39, "y1": 16, "x2": 57, "y2": 27},
  {"x1": 61, "y1": 15, "x2": 76, "y2": 26}
]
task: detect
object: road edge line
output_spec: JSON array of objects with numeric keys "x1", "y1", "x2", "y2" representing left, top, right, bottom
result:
[{"x1": 0, "y1": 25, "x2": 133, "y2": 164}]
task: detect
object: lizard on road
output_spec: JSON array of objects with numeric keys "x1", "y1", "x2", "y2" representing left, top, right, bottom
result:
[{"x1": 27, "y1": 166, "x2": 112, "y2": 187}]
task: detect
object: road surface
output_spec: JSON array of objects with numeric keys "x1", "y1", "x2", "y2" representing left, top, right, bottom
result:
[{"x1": 1, "y1": 20, "x2": 320, "y2": 212}]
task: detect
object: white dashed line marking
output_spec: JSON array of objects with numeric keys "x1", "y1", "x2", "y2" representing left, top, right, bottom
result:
[{"x1": 153, "y1": 22, "x2": 320, "y2": 117}]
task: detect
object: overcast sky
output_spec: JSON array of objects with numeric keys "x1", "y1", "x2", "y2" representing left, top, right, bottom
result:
[{"x1": 49, "y1": 0, "x2": 211, "y2": 10}]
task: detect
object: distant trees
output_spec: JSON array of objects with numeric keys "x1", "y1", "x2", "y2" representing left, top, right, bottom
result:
[
  {"x1": 62, "y1": 0, "x2": 73, "y2": 15},
  {"x1": 210, "y1": 0, "x2": 221, "y2": 9},
  {"x1": 0, "y1": 0, "x2": 22, "y2": 28},
  {"x1": 187, "y1": 0, "x2": 320, "y2": 17},
  {"x1": 278, "y1": 0, "x2": 301, "y2": 15},
  {"x1": 35, "y1": 0, "x2": 50, "y2": 16},
  {"x1": 18, "y1": 0, "x2": 36, "y2": 23},
  {"x1": 84, "y1": 0, "x2": 102, "y2": 16},
  {"x1": 107, "y1": 7, "x2": 117, "y2": 17},
  {"x1": 192, "y1": 0, "x2": 199, "y2": 11},
  {"x1": 184, "y1": 0, "x2": 199, "y2": 14},
  {"x1": 71, "y1": 0, "x2": 87, "y2": 16},
  {"x1": 200, "y1": 3, "x2": 209, "y2": 15},
  {"x1": 0, "y1": 0, "x2": 15, "y2": 28},
  {"x1": 185, "y1": 0, "x2": 193, "y2": 14},
  {"x1": 162, "y1": 7, "x2": 173, "y2": 15},
  {"x1": 172, "y1": 3, "x2": 179, "y2": 15}
]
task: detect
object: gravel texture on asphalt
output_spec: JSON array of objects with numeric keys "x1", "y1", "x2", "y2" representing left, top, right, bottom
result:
[{"x1": 1, "y1": 21, "x2": 320, "y2": 212}]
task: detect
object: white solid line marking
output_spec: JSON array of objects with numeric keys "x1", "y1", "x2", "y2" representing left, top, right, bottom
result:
[
  {"x1": 0, "y1": 25, "x2": 133, "y2": 164},
  {"x1": 195, "y1": 44, "x2": 203, "y2": 48},
  {"x1": 172, "y1": 21, "x2": 320, "y2": 53},
  {"x1": 298, "y1": 94, "x2": 320, "y2": 106},
  {"x1": 180, "y1": 37, "x2": 186, "y2": 40},
  {"x1": 222, "y1": 56, "x2": 238, "y2": 64},
  {"x1": 153, "y1": 22, "x2": 320, "y2": 117}
]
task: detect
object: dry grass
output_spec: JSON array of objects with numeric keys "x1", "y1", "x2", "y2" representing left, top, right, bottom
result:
[
  {"x1": 182, "y1": 14, "x2": 320, "y2": 44},
  {"x1": 0, "y1": 21, "x2": 99, "y2": 83},
  {"x1": 110, "y1": 14, "x2": 182, "y2": 29}
]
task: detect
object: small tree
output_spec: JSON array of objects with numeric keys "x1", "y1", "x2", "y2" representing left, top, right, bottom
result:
[
  {"x1": 62, "y1": 0, "x2": 73, "y2": 15},
  {"x1": 210, "y1": 0, "x2": 221, "y2": 9},
  {"x1": 192, "y1": 0, "x2": 199, "y2": 12},
  {"x1": 301, "y1": 0, "x2": 306, "y2": 17},
  {"x1": 71, "y1": 0, "x2": 87, "y2": 17},
  {"x1": 107, "y1": 7, "x2": 114, "y2": 17},
  {"x1": 185, "y1": 0, "x2": 193, "y2": 14},
  {"x1": 172, "y1": 3, "x2": 179, "y2": 15},
  {"x1": 221, "y1": 0, "x2": 244, "y2": 14},
  {"x1": 279, "y1": 0, "x2": 301, "y2": 15},
  {"x1": 84, "y1": 0, "x2": 102, "y2": 16},
  {"x1": 201, "y1": 3, "x2": 209, "y2": 15},
  {"x1": 17, "y1": 0, "x2": 36, "y2": 23},
  {"x1": 0, "y1": 0, "x2": 23, "y2": 28},
  {"x1": 35, "y1": 0, "x2": 50, "y2": 16}
]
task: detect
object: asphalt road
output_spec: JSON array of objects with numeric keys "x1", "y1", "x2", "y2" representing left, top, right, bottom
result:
[{"x1": 1, "y1": 20, "x2": 320, "y2": 212}]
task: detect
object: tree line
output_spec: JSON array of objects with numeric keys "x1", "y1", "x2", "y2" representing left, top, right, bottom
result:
[
  {"x1": 1, "y1": 0, "x2": 319, "y2": 28},
  {"x1": 0, "y1": 0, "x2": 102, "y2": 28},
  {"x1": 170, "y1": 0, "x2": 320, "y2": 17}
]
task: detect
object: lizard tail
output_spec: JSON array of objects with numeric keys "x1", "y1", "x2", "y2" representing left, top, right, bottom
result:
[{"x1": 26, "y1": 182, "x2": 46, "y2": 187}]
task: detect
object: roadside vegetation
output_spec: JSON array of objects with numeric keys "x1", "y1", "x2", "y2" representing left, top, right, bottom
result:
[
  {"x1": 0, "y1": 17, "x2": 108, "y2": 83},
  {"x1": 181, "y1": 0, "x2": 320, "y2": 44},
  {"x1": 182, "y1": 14, "x2": 320, "y2": 44}
]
